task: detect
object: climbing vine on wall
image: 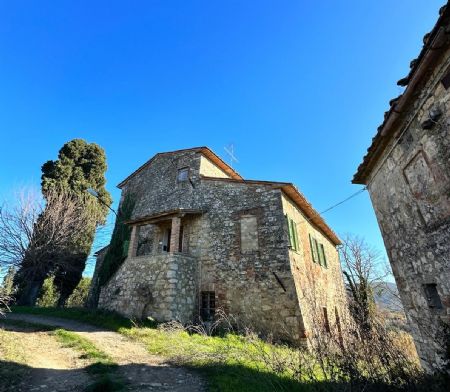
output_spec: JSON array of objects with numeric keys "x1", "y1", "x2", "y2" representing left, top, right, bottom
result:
[{"x1": 98, "y1": 194, "x2": 136, "y2": 286}]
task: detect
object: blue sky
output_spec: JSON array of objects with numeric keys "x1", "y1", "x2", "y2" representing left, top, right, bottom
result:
[{"x1": 0, "y1": 1, "x2": 443, "y2": 276}]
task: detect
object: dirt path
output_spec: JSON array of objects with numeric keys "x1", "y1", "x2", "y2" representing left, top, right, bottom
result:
[
  {"x1": 0, "y1": 325, "x2": 92, "y2": 392},
  {"x1": 5, "y1": 313, "x2": 205, "y2": 391}
]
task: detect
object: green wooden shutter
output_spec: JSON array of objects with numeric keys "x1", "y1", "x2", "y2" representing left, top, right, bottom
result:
[
  {"x1": 309, "y1": 234, "x2": 316, "y2": 262},
  {"x1": 292, "y1": 220, "x2": 299, "y2": 251},
  {"x1": 321, "y1": 244, "x2": 327, "y2": 267},
  {"x1": 286, "y1": 215, "x2": 294, "y2": 249},
  {"x1": 313, "y1": 238, "x2": 320, "y2": 264},
  {"x1": 289, "y1": 219, "x2": 297, "y2": 251},
  {"x1": 318, "y1": 242, "x2": 325, "y2": 266}
]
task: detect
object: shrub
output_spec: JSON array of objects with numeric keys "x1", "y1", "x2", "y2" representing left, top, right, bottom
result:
[
  {"x1": 36, "y1": 276, "x2": 58, "y2": 307},
  {"x1": 67, "y1": 277, "x2": 92, "y2": 307},
  {"x1": 37, "y1": 276, "x2": 92, "y2": 308}
]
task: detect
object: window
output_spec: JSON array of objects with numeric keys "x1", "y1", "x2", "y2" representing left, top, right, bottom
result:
[
  {"x1": 309, "y1": 234, "x2": 327, "y2": 268},
  {"x1": 286, "y1": 215, "x2": 299, "y2": 251},
  {"x1": 335, "y1": 307, "x2": 343, "y2": 345},
  {"x1": 309, "y1": 234, "x2": 319, "y2": 263},
  {"x1": 200, "y1": 291, "x2": 215, "y2": 321},
  {"x1": 162, "y1": 228, "x2": 171, "y2": 252},
  {"x1": 323, "y1": 307, "x2": 331, "y2": 333},
  {"x1": 240, "y1": 215, "x2": 258, "y2": 253},
  {"x1": 318, "y1": 243, "x2": 327, "y2": 267},
  {"x1": 423, "y1": 284, "x2": 443, "y2": 309},
  {"x1": 177, "y1": 167, "x2": 189, "y2": 182},
  {"x1": 441, "y1": 70, "x2": 450, "y2": 89}
]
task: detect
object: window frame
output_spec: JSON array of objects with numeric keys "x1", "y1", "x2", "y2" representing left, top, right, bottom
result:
[
  {"x1": 200, "y1": 291, "x2": 216, "y2": 321},
  {"x1": 177, "y1": 167, "x2": 189, "y2": 183},
  {"x1": 423, "y1": 283, "x2": 443, "y2": 309},
  {"x1": 309, "y1": 233, "x2": 328, "y2": 268},
  {"x1": 309, "y1": 234, "x2": 319, "y2": 263}
]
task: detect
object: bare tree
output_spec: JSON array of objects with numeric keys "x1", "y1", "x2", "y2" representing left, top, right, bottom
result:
[
  {"x1": 0, "y1": 187, "x2": 95, "y2": 305},
  {"x1": 340, "y1": 234, "x2": 389, "y2": 335}
]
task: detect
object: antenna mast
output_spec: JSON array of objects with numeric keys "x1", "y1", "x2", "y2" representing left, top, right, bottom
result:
[{"x1": 224, "y1": 144, "x2": 239, "y2": 168}]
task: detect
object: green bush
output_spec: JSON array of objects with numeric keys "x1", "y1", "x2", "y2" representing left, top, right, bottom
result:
[
  {"x1": 36, "y1": 276, "x2": 58, "y2": 307},
  {"x1": 37, "y1": 276, "x2": 92, "y2": 308},
  {"x1": 67, "y1": 277, "x2": 91, "y2": 307}
]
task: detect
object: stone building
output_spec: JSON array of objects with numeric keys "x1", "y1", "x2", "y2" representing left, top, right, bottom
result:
[
  {"x1": 353, "y1": 4, "x2": 450, "y2": 371},
  {"x1": 95, "y1": 146, "x2": 348, "y2": 343}
]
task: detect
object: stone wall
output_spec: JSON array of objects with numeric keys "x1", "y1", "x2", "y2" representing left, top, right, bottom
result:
[
  {"x1": 98, "y1": 253, "x2": 197, "y2": 324},
  {"x1": 366, "y1": 48, "x2": 450, "y2": 370},
  {"x1": 281, "y1": 194, "x2": 349, "y2": 338},
  {"x1": 97, "y1": 148, "x2": 346, "y2": 343}
]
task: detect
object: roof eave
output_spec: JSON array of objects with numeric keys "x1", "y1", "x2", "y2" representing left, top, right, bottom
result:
[
  {"x1": 116, "y1": 146, "x2": 242, "y2": 189},
  {"x1": 279, "y1": 185, "x2": 341, "y2": 246}
]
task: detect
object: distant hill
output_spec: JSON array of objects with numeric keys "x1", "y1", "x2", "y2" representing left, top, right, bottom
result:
[{"x1": 373, "y1": 281, "x2": 403, "y2": 312}]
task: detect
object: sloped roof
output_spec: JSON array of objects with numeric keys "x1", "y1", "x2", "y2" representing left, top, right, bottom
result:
[
  {"x1": 353, "y1": 3, "x2": 450, "y2": 184},
  {"x1": 117, "y1": 146, "x2": 243, "y2": 188},
  {"x1": 118, "y1": 146, "x2": 340, "y2": 246},
  {"x1": 201, "y1": 176, "x2": 341, "y2": 245}
]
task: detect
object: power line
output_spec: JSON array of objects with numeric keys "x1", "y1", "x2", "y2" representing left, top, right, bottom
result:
[
  {"x1": 319, "y1": 187, "x2": 367, "y2": 215},
  {"x1": 97, "y1": 186, "x2": 367, "y2": 230}
]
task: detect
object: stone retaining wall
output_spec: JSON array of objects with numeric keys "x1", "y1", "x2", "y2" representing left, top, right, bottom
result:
[{"x1": 98, "y1": 253, "x2": 197, "y2": 323}]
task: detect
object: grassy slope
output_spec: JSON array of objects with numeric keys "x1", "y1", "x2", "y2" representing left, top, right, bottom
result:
[{"x1": 11, "y1": 306, "x2": 310, "y2": 392}]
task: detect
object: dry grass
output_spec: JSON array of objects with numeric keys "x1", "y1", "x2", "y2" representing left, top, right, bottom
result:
[{"x1": 10, "y1": 306, "x2": 449, "y2": 392}]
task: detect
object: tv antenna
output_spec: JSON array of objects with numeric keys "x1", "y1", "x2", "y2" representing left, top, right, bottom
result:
[{"x1": 224, "y1": 144, "x2": 239, "y2": 168}]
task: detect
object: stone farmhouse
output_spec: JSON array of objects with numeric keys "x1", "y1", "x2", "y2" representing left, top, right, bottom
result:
[
  {"x1": 353, "y1": 4, "x2": 450, "y2": 371},
  {"x1": 93, "y1": 146, "x2": 348, "y2": 343}
]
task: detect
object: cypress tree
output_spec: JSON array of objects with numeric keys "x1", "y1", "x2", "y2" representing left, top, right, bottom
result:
[{"x1": 15, "y1": 139, "x2": 111, "y2": 306}]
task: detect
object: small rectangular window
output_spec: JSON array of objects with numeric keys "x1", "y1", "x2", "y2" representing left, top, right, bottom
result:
[
  {"x1": 335, "y1": 307, "x2": 343, "y2": 344},
  {"x1": 200, "y1": 291, "x2": 215, "y2": 321},
  {"x1": 423, "y1": 284, "x2": 443, "y2": 309},
  {"x1": 177, "y1": 167, "x2": 189, "y2": 182},
  {"x1": 323, "y1": 307, "x2": 331, "y2": 333},
  {"x1": 162, "y1": 228, "x2": 171, "y2": 252},
  {"x1": 241, "y1": 215, "x2": 258, "y2": 253}
]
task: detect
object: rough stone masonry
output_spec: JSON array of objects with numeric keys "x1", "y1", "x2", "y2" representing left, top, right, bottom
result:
[
  {"x1": 93, "y1": 146, "x2": 348, "y2": 344},
  {"x1": 353, "y1": 4, "x2": 450, "y2": 372}
]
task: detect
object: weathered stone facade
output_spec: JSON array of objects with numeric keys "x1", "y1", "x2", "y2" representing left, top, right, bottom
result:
[
  {"x1": 353, "y1": 5, "x2": 450, "y2": 372},
  {"x1": 96, "y1": 147, "x2": 348, "y2": 343}
]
